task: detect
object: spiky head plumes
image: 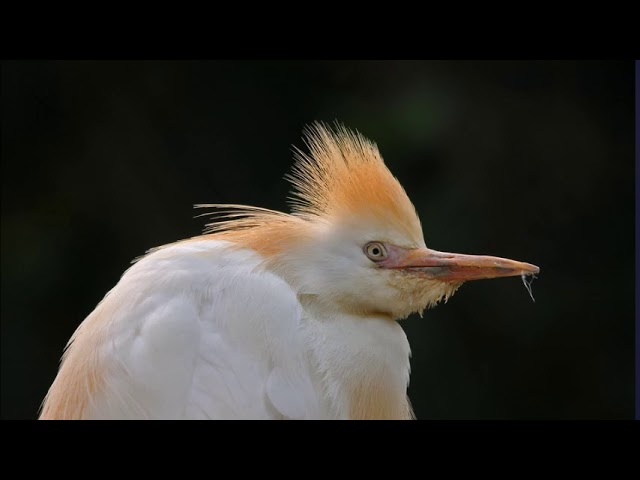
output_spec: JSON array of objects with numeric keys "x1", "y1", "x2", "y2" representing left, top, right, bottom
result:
[
  {"x1": 196, "y1": 123, "x2": 461, "y2": 319},
  {"x1": 287, "y1": 123, "x2": 424, "y2": 246}
]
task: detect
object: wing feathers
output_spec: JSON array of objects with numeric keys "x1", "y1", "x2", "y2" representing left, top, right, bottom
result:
[{"x1": 43, "y1": 239, "x2": 321, "y2": 420}]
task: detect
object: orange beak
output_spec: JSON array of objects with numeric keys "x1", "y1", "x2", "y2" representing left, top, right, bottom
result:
[{"x1": 384, "y1": 247, "x2": 540, "y2": 282}]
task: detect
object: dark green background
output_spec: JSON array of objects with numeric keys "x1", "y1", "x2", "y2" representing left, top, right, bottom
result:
[{"x1": 1, "y1": 60, "x2": 634, "y2": 419}]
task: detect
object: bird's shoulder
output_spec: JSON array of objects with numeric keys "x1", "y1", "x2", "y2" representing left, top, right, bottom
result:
[
  {"x1": 85, "y1": 238, "x2": 321, "y2": 419},
  {"x1": 119, "y1": 238, "x2": 301, "y2": 312}
]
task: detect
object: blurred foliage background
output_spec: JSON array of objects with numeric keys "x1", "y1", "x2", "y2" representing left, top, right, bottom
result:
[{"x1": 1, "y1": 60, "x2": 634, "y2": 419}]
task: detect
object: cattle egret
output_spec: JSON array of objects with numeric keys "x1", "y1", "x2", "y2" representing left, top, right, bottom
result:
[{"x1": 40, "y1": 123, "x2": 539, "y2": 420}]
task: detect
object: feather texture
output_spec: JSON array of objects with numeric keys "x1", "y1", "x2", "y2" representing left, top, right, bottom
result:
[
  {"x1": 41, "y1": 240, "x2": 323, "y2": 419},
  {"x1": 40, "y1": 240, "x2": 412, "y2": 419},
  {"x1": 287, "y1": 122, "x2": 423, "y2": 245},
  {"x1": 40, "y1": 124, "x2": 425, "y2": 420},
  {"x1": 190, "y1": 122, "x2": 424, "y2": 256}
]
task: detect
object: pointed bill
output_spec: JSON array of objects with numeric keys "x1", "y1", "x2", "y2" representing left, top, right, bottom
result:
[{"x1": 384, "y1": 247, "x2": 539, "y2": 282}]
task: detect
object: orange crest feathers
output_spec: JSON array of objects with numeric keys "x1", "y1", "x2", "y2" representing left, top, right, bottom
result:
[
  {"x1": 287, "y1": 122, "x2": 423, "y2": 243},
  {"x1": 195, "y1": 123, "x2": 424, "y2": 255}
]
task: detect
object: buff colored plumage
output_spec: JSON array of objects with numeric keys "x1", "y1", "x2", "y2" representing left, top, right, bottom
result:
[{"x1": 40, "y1": 123, "x2": 539, "y2": 420}]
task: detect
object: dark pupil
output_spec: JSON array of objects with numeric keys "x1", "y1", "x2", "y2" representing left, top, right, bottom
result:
[{"x1": 371, "y1": 247, "x2": 380, "y2": 256}]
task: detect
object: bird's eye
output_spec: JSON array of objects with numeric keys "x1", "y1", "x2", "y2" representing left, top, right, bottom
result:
[{"x1": 364, "y1": 242, "x2": 387, "y2": 261}]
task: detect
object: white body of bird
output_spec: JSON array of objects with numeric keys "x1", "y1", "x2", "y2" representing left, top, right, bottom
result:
[{"x1": 40, "y1": 124, "x2": 538, "y2": 420}]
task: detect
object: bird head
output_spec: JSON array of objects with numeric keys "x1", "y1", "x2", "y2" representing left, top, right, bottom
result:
[{"x1": 200, "y1": 123, "x2": 539, "y2": 320}]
